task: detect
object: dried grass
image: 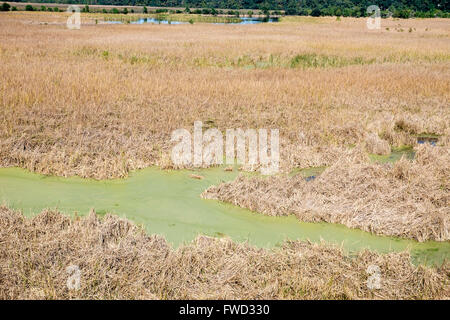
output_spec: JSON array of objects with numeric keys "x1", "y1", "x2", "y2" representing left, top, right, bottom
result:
[
  {"x1": 203, "y1": 145, "x2": 449, "y2": 241},
  {"x1": 0, "y1": 12, "x2": 449, "y2": 300},
  {"x1": 0, "y1": 13, "x2": 449, "y2": 178},
  {"x1": 363, "y1": 133, "x2": 391, "y2": 155},
  {"x1": 0, "y1": 207, "x2": 448, "y2": 300}
]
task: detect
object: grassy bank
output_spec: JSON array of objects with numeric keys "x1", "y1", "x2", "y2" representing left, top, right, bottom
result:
[
  {"x1": 203, "y1": 145, "x2": 449, "y2": 242},
  {"x1": 0, "y1": 207, "x2": 448, "y2": 299},
  {"x1": 1, "y1": 10, "x2": 449, "y2": 301}
]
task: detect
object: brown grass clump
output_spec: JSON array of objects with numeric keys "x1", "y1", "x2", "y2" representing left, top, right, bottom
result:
[
  {"x1": 0, "y1": 206, "x2": 448, "y2": 300},
  {"x1": 363, "y1": 133, "x2": 391, "y2": 155},
  {"x1": 203, "y1": 145, "x2": 450, "y2": 242}
]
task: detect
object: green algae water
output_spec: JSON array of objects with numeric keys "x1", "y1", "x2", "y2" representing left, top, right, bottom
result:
[{"x1": 0, "y1": 166, "x2": 448, "y2": 266}]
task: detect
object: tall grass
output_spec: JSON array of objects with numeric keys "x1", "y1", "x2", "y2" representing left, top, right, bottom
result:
[
  {"x1": 0, "y1": 12, "x2": 448, "y2": 300},
  {"x1": 0, "y1": 12, "x2": 448, "y2": 179}
]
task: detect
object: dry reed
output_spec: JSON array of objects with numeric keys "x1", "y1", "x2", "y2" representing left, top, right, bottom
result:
[
  {"x1": 203, "y1": 145, "x2": 449, "y2": 242},
  {"x1": 0, "y1": 13, "x2": 449, "y2": 299},
  {"x1": 0, "y1": 12, "x2": 449, "y2": 178},
  {"x1": 0, "y1": 207, "x2": 448, "y2": 300}
]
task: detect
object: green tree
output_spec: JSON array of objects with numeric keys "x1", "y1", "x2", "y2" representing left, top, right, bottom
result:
[
  {"x1": 285, "y1": 0, "x2": 299, "y2": 16},
  {"x1": 394, "y1": 9, "x2": 411, "y2": 19},
  {"x1": 260, "y1": 2, "x2": 270, "y2": 16},
  {"x1": 311, "y1": 7, "x2": 321, "y2": 17},
  {"x1": 1, "y1": 2, "x2": 11, "y2": 11},
  {"x1": 5, "y1": 0, "x2": 448, "y2": 20}
]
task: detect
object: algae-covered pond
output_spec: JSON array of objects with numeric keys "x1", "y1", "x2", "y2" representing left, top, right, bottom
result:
[{"x1": 0, "y1": 166, "x2": 448, "y2": 266}]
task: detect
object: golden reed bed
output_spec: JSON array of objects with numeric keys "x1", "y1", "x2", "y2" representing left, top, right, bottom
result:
[
  {"x1": 0, "y1": 12, "x2": 449, "y2": 179},
  {"x1": 0, "y1": 12, "x2": 449, "y2": 299}
]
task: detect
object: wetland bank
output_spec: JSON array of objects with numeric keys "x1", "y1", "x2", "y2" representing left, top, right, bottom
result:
[
  {"x1": 0, "y1": 11, "x2": 449, "y2": 299},
  {"x1": 1, "y1": 163, "x2": 448, "y2": 265}
]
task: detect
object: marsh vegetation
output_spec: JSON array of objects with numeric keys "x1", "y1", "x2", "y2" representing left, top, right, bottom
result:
[
  {"x1": 1, "y1": 208, "x2": 448, "y2": 299},
  {"x1": 0, "y1": 11, "x2": 448, "y2": 299}
]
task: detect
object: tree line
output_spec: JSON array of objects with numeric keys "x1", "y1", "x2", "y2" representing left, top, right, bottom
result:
[{"x1": 3, "y1": 1, "x2": 449, "y2": 18}]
